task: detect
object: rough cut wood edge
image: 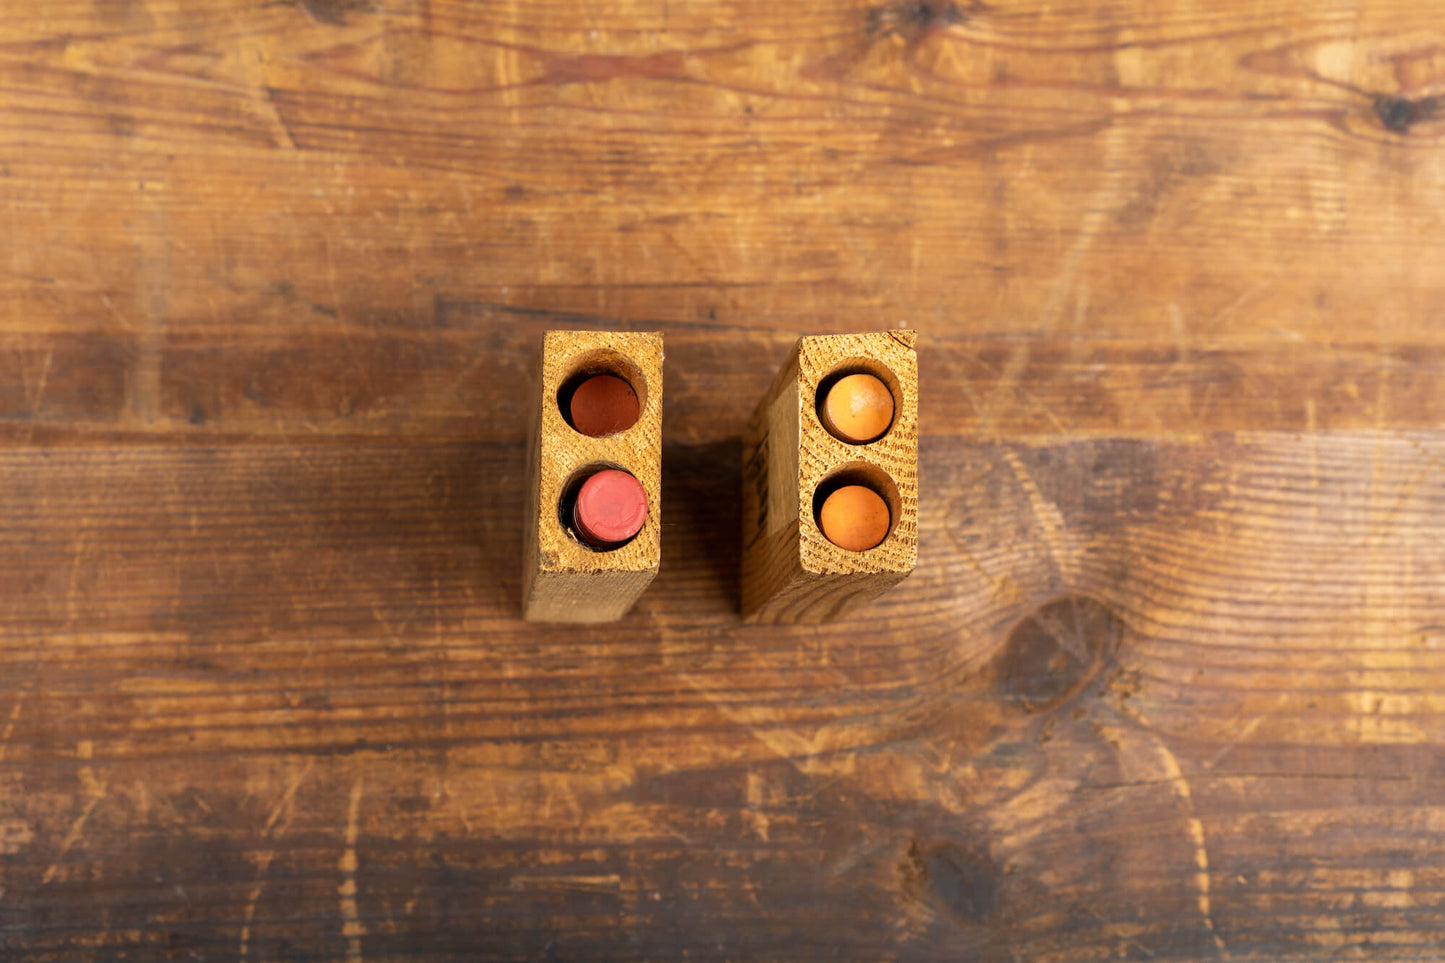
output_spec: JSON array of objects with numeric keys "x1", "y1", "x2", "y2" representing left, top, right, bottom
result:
[
  {"x1": 741, "y1": 330, "x2": 918, "y2": 623},
  {"x1": 522, "y1": 330, "x2": 663, "y2": 622}
]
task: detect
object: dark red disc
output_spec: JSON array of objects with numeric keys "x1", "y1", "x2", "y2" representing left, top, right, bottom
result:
[{"x1": 569, "y1": 374, "x2": 640, "y2": 437}]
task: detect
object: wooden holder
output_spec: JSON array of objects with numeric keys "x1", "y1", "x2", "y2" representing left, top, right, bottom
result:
[
  {"x1": 522, "y1": 331, "x2": 663, "y2": 623},
  {"x1": 741, "y1": 330, "x2": 918, "y2": 622}
]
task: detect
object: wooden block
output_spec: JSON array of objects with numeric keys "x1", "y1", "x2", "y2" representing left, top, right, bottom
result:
[
  {"x1": 522, "y1": 331, "x2": 663, "y2": 622},
  {"x1": 741, "y1": 330, "x2": 919, "y2": 622}
]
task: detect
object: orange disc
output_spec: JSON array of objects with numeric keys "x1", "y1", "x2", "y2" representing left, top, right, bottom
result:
[
  {"x1": 818, "y1": 485, "x2": 890, "y2": 552},
  {"x1": 820, "y1": 373, "x2": 893, "y2": 444}
]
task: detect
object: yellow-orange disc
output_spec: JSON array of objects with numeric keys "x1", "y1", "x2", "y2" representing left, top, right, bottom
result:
[
  {"x1": 820, "y1": 373, "x2": 894, "y2": 444},
  {"x1": 818, "y1": 485, "x2": 890, "y2": 552}
]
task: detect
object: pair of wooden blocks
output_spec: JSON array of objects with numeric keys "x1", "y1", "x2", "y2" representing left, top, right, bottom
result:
[{"x1": 521, "y1": 330, "x2": 918, "y2": 624}]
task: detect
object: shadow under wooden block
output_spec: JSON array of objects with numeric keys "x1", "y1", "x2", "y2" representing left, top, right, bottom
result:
[
  {"x1": 741, "y1": 330, "x2": 919, "y2": 622},
  {"x1": 522, "y1": 331, "x2": 663, "y2": 623}
]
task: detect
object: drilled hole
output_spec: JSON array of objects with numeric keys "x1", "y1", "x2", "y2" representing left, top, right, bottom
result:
[
  {"x1": 557, "y1": 350, "x2": 647, "y2": 437},
  {"x1": 812, "y1": 463, "x2": 901, "y2": 552},
  {"x1": 557, "y1": 463, "x2": 648, "y2": 552},
  {"x1": 814, "y1": 357, "x2": 902, "y2": 445}
]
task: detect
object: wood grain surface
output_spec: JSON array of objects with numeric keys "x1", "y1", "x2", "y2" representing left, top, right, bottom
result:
[{"x1": 0, "y1": 0, "x2": 1442, "y2": 959}]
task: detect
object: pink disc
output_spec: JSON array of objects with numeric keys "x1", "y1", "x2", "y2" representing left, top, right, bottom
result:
[{"x1": 573, "y1": 469, "x2": 648, "y2": 548}]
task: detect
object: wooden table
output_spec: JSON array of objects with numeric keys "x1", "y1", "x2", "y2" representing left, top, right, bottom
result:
[{"x1": 2, "y1": 0, "x2": 1442, "y2": 958}]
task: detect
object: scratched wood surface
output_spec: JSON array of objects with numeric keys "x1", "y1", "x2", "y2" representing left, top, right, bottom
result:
[{"x1": 1, "y1": 0, "x2": 1443, "y2": 959}]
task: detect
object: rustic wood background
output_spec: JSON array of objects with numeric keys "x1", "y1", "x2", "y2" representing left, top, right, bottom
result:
[{"x1": 1, "y1": 0, "x2": 1443, "y2": 959}]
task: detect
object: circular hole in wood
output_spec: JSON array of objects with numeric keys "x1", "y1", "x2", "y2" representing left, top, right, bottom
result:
[
  {"x1": 811, "y1": 463, "x2": 901, "y2": 552},
  {"x1": 557, "y1": 463, "x2": 648, "y2": 552},
  {"x1": 557, "y1": 350, "x2": 647, "y2": 437},
  {"x1": 814, "y1": 358, "x2": 902, "y2": 445}
]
